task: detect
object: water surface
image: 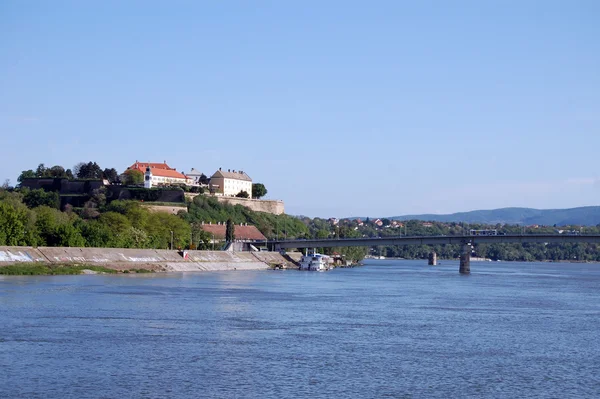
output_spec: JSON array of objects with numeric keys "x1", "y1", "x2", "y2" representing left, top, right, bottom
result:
[{"x1": 1, "y1": 260, "x2": 599, "y2": 398}]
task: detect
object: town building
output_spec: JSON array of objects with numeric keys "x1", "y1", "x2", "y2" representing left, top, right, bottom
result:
[
  {"x1": 186, "y1": 168, "x2": 209, "y2": 186},
  {"x1": 127, "y1": 161, "x2": 190, "y2": 188},
  {"x1": 210, "y1": 168, "x2": 252, "y2": 198}
]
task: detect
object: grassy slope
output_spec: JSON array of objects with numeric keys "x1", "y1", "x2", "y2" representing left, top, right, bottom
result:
[{"x1": 0, "y1": 263, "x2": 154, "y2": 275}]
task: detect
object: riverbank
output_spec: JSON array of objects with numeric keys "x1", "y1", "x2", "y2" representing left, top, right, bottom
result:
[
  {"x1": 0, "y1": 263, "x2": 155, "y2": 276},
  {"x1": 0, "y1": 246, "x2": 301, "y2": 275}
]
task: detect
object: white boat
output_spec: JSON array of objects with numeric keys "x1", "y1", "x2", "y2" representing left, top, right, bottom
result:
[{"x1": 299, "y1": 252, "x2": 331, "y2": 271}]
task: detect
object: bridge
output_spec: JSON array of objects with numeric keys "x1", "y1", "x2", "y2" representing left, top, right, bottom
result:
[{"x1": 263, "y1": 234, "x2": 600, "y2": 274}]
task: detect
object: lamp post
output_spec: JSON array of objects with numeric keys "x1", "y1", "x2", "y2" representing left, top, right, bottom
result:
[
  {"x1": 170, "y1": 231, "x2": 174, "y2": 250},
  {"x1": 212, "y1": 234, "x2": 214, "y2": 251}
]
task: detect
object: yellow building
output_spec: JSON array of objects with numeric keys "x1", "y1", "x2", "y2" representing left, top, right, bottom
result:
[{"x1": 210, "y1": 168, "x2": 252, "y2": 198}]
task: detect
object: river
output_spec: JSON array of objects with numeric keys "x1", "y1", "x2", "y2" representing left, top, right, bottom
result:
[{"x1": 1, "y1": 259, "x2": 599, "y2": 398}]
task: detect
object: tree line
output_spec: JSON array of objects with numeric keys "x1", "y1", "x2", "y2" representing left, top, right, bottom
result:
[
  {"x1": 0, "y1": 188, "x2": 192, "y2": 249},
  {"x1": 337, "y1": 218, "x2": 600, "y2": 262},
  {"x1": 18, "y1": 162, "x2": 119, "y2": 183}
]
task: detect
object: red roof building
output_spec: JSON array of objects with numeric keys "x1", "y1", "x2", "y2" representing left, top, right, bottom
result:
[
  {"x1": 127, "y1": 160, "x2": 189, "y2": 185},
  {"x1": 130, "y1": 161, "x2": 174, "y2": 170}
]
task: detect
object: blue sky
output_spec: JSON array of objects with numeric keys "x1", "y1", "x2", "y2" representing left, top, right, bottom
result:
[{"x1": 1, "y1": 1, "x2": 599, "y2": 218}]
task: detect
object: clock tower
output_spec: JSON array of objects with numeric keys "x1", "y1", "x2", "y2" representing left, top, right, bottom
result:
[{"x1": 144, "y1": 166, "x2": 153, "y2": 188}]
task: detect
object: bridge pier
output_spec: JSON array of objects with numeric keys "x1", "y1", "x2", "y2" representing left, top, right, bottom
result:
[
  {"x1": 459, "y1": 243, "x2": 471, "y2": 274},
  {"x1": 428, "y1": 252, "x2": 437, "y2": 266}
]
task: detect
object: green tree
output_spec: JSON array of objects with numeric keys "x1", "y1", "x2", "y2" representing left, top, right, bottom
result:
[
  {"x1": 226, "y1": 218, "x2": 235, "y2": 242},
  {"x1": 74, "y1": 161, "x2": 103, "y2": 179},
  {"x1": 198, "y1": 173, "x2": 209, "y2": 185},
  {"x1": 316, "y1": 229, "x2": 330, "y2": 239},
  {"x1": 195, "y1": 230, "x2": 213, "y2": 250},
  {"x1": 79, "y1": 220, "x2": 113, "y2": 247},
  {"x1": 122, "y1": 169, "x2": 144, "y2": 185},
  {"x1": 0, "y1": 190, "x2": 38, "y2": 245},
  {"x1": 127, "y1": 226, "x2": 149, "y2": 248},
  {"x1": 144, "y1": 212, "x2": 191, "y2": 249},
  {"x1": 81, "y1": 200, "x2": 101, "y2": 219},
  {"x1": 34, "y1": 206, "x2": 84, "y2": 247},
  {"x1": 17, "y1": 169, "x2": 36, "y2": 182},
  {"x1": 48, "y1": 165, "x2": 68, "y2": 178},
  {"x1": 236, "y1": 190, "x2": 250, "y2": 198},
  {"x1": 22, "y1": 189, "x2": 60, "y2": 209},
  {"x1": 97, "y1": 212, "x2": 133, "y2": 247},
  {"x1": 52, "y1": 223, "x2": 86, "y2": 247},
  {"x1": 91, "y1": 187, "x2": 107, "y2": 207},
  {"x1": 0, "y1": 202, "x2": 28, "y2": 245},
  {"x1": 98, "y1": 212, "x2": 132, "y2": 235},
  {"x1": 35, "y1": 163, "x2": 47, "y2": 177},
  {"x1": 102, "y1": 168, "x2": 119, "y2": 183},
  {"x1": 190, "y1": 223, "x2": 213, "y2": 249},
  {"x1": 252, "y1": 183, "x2": 267, "y2": 199},
  {"x1": 105, "y1": 199, "x2": 136, "y2": 215}
]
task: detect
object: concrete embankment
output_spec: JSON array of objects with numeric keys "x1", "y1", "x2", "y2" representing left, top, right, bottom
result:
[{"x1": 0, "y1": 246, "x2": 298, "y2": 273}]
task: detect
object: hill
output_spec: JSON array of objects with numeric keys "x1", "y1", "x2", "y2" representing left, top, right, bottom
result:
[{"x1": 387, "y1": 206, "x2": 600, "y2": 226}]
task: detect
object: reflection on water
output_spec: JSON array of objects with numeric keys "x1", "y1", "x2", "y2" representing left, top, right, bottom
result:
[{"x1": 1, "y1": 260, "x2": 599, "y2": 398}]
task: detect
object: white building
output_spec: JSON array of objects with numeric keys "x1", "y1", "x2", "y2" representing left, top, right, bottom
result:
[
  {"x1": 127, "y1": 161, "x2": 190, "y2": 188},
  {"x1": 187, "y1": 168, "x2": 209, "y2": 186}
]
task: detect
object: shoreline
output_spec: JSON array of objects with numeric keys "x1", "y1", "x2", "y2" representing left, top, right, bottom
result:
[
  {"x1": 364, "y1": 257, "x2": 600, "y2": 264},
  {"x1": 0, "y1": 246, "x2": 302, "y2": 275}
]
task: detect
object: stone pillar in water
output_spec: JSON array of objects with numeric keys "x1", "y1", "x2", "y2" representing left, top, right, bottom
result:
[
  {"x1": 428, "y1": 252, "x2": 437, "y2": 266},
  {"x1": 459, "y1": 243, "x2": 471, "y2": 274}
]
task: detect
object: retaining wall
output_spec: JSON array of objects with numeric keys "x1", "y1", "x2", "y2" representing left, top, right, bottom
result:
[
  {"x1": 286, "y1": 252, "x2": 303, "y2": 262},
  {"x1": 185, "y1": 193, "x2": 284, "y2": 215},
  {"x1": 38, "y1": 247, "x2": 177, "y2": 264},
  {"x1": 141, "y1": 204, "x2": 188, "y2": 215},
  {"x1": 176, "y1": 250, "x2": 267, "y2": 271},
  {"x1": 0, "y1": 247, "x2": 48, "y2": 264},
  {"x1": 251, "y1": 251, "x2": 299, "y2": 268},
  {"x1": 216, "y1": 197, "x2": 285, "y2": 215},
  {"x1": 0, "y1": 247, "x2": 292, "y2": 273}
]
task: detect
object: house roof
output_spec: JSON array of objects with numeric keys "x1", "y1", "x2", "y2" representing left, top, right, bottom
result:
[
  {"x1": 200, "y1": 224, "x2": 266, "y2": 240},
  {"x1": 211, "y1": 169, "x2": 252, "y2": 181},
  {"x1": 128, "y1": 162, "x2": 188, "y2": 180},
  {"x1": 188, "y1": 168, "x2": 203, "y2": 176},
  {"x1": 147, "y1": 168, "x2": 188, "y2": 179},
  {"x1": 129, "y1": 161, "x2": 173, "y2": 170}
]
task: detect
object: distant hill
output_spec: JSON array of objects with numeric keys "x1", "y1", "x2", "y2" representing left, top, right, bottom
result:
[{"x1": 386, "y1": 206, "x2": 600, "y2": 226}]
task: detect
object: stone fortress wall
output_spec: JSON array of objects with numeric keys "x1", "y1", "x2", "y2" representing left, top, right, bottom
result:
[{"x1": 185, "y1": 193, "x2": 285, "y2": 215}]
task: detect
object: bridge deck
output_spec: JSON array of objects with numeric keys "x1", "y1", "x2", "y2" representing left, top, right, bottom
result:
[{"x1": 263, "y1": 234, "x2": 600, "y2": 249}]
